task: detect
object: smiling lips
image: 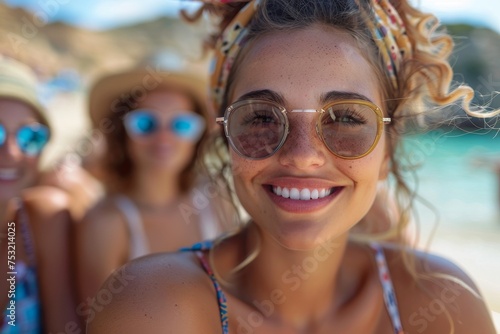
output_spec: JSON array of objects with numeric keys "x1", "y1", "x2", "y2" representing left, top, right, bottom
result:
[
  {"x1": 272, "y1": 186, "x2": 333, "y2": 200},
  {"x1": 266, "y1": 181, "x2": 343, "y2": 213}
]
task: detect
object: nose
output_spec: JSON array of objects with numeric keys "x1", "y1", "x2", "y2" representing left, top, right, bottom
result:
[
  {"x1": 154, "y1": 126, "x2": 178, "y2": 142},
  {"x1": 277, "y1": 115, "x2": 326, "y2": 170},
  {"x1": 0, "y1": 134, "x2": 23, "y2": 161}
]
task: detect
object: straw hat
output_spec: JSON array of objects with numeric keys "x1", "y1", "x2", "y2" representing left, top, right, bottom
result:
[
  {"x1": 0, "y1": 56, "x2": 49, "y2": 127},
  {"x1": 88, "y1": 53, "x2": 209, "y2": 128}
]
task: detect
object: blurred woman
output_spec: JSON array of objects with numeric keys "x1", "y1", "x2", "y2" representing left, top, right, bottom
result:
[
  {"x1": 0, "y1": 56, "x2": 79, "y2": 333},
  {"x1": 75, "y1": 54, "x2": 234, "y2": 309}
]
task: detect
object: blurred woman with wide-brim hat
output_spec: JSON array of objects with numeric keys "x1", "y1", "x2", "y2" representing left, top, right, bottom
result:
[
  {"x1": 0, "y1": 55, "x2": 80, "y2": 332},
  {"x1": 75, "y1": 52, "x2": 234, "y2": 311}
]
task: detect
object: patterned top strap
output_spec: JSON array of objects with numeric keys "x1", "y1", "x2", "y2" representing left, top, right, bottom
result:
[
  {"x1": 180, "y1": 241, "x2": 229, "y2": 334},
  {"x1": 1, "y1": 198, "x2": 42, "y2": 333},
  {"x1": 13, "y1": 198, "x2": 37, "y2": 267},
  {"x1": 370, "y1": 242, "x2": 404, "y2": 334},
  {"x1": 180, "y1": 241, "x2": 404, "y2": 334}
]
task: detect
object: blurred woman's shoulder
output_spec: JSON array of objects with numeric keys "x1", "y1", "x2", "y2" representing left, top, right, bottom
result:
[
  {"x1": 20, "y1": 186, "x2": 72, "y2": 234},
  {"x1": 17, "y1": 187, "x2": 73, "y2": 274},
  {"x1": 22, "y1": 185, "x2": 70, "y2": 216},
  {"x1": 76, "y1": 195, "x2": 130, "y2": 243},
  {"x1": 81, "y1": 195, "x2": 122, "y2": 221}
]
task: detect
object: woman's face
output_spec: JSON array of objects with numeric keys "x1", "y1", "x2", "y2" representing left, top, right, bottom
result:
[
  {"x1": 126, "y1": 90, "x2": 200, "y2": 174},
  {"x1": 229, "y1": 25, "x2": 389, "y2": 250},
  {"x1": 0, "y1": 99, "x2": 43, "y2": 202}
]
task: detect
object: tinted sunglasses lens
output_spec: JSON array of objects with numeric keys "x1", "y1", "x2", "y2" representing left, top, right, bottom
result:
[
  {"x1": 17, "y1": 124, "x2": 50, "y2": 156},
  {"x1": 321, "y1": 103, "x2": 379, "y2": 158},
  {"x1": 227, "y1": 102, "x2": 287, "y2": 159},
  {"x1": 0, "y1": 125, "x2": 5, "y2": 146},
  {"x1": 171, "y1": 114, "x2": 205, "y2": 141},
  {"x1": 125, "y1": 112, "x2": 157, "y2": 136}
]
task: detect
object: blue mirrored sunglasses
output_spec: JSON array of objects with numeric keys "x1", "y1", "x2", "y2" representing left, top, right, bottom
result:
[
  {"x1": 123, "y1": 110, "x2": 205, "y2": 141},
  {"x1": 0, "y1": 123, "x2": 50, "y2": 156}
]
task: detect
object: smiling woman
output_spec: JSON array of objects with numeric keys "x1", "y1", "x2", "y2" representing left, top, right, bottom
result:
[
  {"x1": 0, "y1": 55, "x2": 80, "y2": 333},
  {"x1": 87, "y1": 1, "x2": 497, "y2": 333},
  {"x1": 223, "y1": 27, "x2": 390, "y2": 250}
]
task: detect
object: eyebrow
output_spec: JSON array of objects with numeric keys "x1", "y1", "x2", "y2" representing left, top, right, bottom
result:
[
  {"x1": 235, "y1": 89, "x2": 374, "y2": 107},
  {"x1": 320, "y1": 91, "x2": 374, "y2": 105},
  {"x1": 235, "y1": 90, "x2": 285, "y2": 105}
]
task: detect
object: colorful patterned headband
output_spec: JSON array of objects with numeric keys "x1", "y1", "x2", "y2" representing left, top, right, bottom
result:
[
  {"x1": 209, "y1": 0, "x2": 413, "y2": 112},
  {"x1": 209, "y1": 0, "x2": 260, "y2": 112},
  {"x1": 366, "y1": 0, "x2": 413, "y2": 90}
]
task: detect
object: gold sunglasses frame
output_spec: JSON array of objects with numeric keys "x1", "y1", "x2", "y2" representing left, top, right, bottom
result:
[{"x1": 216, "y1": 99, "x2": 391, "y2": 160}]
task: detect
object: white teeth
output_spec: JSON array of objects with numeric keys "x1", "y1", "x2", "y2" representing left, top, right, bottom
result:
[
  {"x1": 276, "y1": 186, "x2": 282, "y2": 196},
  {"x1": 300, "y1": 189, "x2": 310, "y2": 200},
  {"x1": 290, "y1": 188, "x2": 300, "y2": 200},
  {"x1": 272, "y1": 186, "x2": 333, "y2": 200},
  {"x1": 311, "y1": 189, "x2": 319, "y2": 200},
  {"x1": 0, "y1": 168, "x2": 18, "y2": 180}
]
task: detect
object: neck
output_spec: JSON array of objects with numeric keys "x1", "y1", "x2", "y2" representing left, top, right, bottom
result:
[
  {"x1": 236, "y1": 224, "x2": 350, "y2": 327},
  {"x1": 128, "y1": 169, "x2": 181, "y2": 207}
]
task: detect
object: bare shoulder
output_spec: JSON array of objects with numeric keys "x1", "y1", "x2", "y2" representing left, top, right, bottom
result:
[
  {"x1": 77, "y1": 197, "x2": 125, "y2": 233},
  {"x1": 75, "y1": 197, "x2": 128, "y2": 259},
  {"x1": 81, "y1": 196, "x2": 121, "y2": 220},
  {"x1": 21, "y1": 186, "x2": 71, "y2": 232},
  {"x1": 87, "y1": 251, "x2": 224, "y2": 334},
  {"x1": 381, "y1": 244, "x2": 496, "y2": 334},
  {"x1": 22, "y1": 186, "x2": 70, "y2": 218}
]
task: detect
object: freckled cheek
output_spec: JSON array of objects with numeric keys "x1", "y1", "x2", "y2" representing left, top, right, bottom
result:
[
  {"x1": 231, "y1": 153, "x2": 266, "y2": 195},
  {"x1": 336, "y1": 153, "x2": 384, "y2": 183},
  {"x1": 231, "y1": 168, "x2": 257, "y2": 209}
]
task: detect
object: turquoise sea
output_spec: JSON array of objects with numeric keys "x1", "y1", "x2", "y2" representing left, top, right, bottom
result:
[
  {"x1": 403, "y1": 127, "x2": 500, "y2": 315},
  {"x1": 407, "y1": 127, "x2": 500, "y2": 229}
]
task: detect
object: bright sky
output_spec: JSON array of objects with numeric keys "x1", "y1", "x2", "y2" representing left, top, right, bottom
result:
[{"x1": 4, "y1": 0, "x2": 500, "y2": 33}]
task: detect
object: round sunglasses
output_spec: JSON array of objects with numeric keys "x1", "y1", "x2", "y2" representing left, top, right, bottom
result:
[
  {"x1": 123, "y1": 110, "x2": 206, "y2": 142},
  {"x1": 216, "y1": 99, "x2": 391, "y2": 160},
  {"x1": 0, "y1": 123, "x2": 50, "y2": 156}
]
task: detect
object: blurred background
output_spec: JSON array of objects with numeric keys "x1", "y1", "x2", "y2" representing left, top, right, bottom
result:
[{"x1": 0, "y1": 0, "x2": 499, "y2": 329}]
